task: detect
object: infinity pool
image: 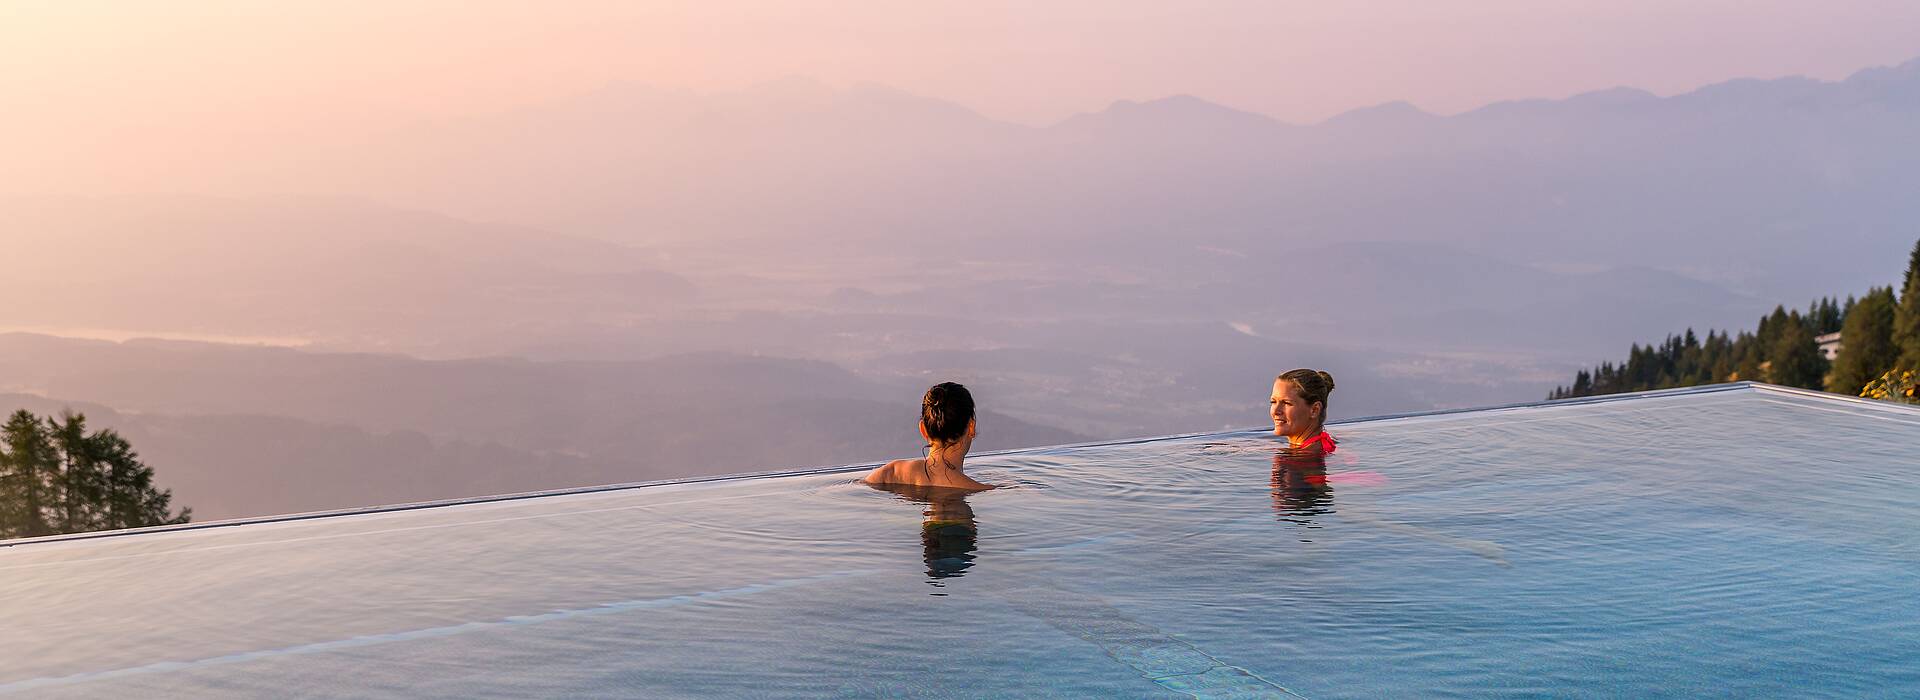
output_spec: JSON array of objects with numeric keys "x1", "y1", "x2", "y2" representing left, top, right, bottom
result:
[{"x1": 3, "y1": 383, "x2": 1917, "y2": 698}]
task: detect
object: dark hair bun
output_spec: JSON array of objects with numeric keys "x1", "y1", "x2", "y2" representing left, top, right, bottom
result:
[{"x1": 921, "y1": 382, "x2": 975, "y2": 444}]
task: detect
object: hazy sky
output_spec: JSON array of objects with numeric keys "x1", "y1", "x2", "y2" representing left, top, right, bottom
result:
[{"x1": 4, "y1": 0, "x2": 1917, "y2": 135}]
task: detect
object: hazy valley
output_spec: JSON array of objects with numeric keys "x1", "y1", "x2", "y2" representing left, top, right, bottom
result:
[{"x1": 6, "y1": 56, "x2": 1919, "y2": 520}]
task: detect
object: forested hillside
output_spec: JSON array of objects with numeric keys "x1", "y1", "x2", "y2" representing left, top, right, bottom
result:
[{"x1": 1552, "y1": 239, "x2": 1920, "y2": 403}]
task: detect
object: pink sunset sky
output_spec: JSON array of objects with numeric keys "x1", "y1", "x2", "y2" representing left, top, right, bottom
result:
[{"x1": 4, "y1": 0, "x2": 1917, "y2": 132}]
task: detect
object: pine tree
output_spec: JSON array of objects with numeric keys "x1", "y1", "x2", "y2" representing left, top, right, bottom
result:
[
  {"x1": 1907, "y1": 238, "x2": 1920, "y2": 295},
  {"x1": 49, "y1": 413, "x2": 104, "y2": 534},
  {"x1": 1770, "y1": 322, "x2": 1828, "y2": 390},
  {"x1": 1734, "y1": 332, "x2": 1764, "y2": 382},
  {"x1": 1758, "y1": 306, "x2": 1792, "y2": 358},
  {"x1": 1816, "y1": 297, "x2": 1843, "y2": 335},
  {"x1": 91, "y1": 429, "x2": 189, "y2": 531},
  {"x1": 0, "y1": 410, "x2": 57, "y2": 539},
  {"x1": 1707, "y1": 330, "x2": 1734, "y2": 382},
  {"x1": 0, "y1": 410, "x2": 188, "y2": 538},
  {"x1": 1830, "y1": 286, "x2": 1900, "y2": 395},
  {"x1": 1894, "y1": 238, "x2": 1920, "y2": 370}
]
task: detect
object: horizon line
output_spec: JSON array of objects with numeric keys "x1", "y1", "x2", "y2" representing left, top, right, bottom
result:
[{"x1": 578, "y1": 51, "x2": 1920, "y2": 129}]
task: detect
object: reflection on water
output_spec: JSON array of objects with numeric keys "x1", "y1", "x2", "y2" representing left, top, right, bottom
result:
[
  {"x1": 865, "y1": 482, "x2": 981, "y2": 592},
  {"x1": 1271, "y1": 447, "x2": 1333, "y2": 540}
]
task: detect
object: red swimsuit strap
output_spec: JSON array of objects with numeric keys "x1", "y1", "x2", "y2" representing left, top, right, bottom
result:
[{"x1": 1301, "y1": 431, "x2": 1337, "y2": 454}]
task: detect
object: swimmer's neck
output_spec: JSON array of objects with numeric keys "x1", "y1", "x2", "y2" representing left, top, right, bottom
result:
[
  {"x1": 924, "y1": 443, "x2": 992, "y2": 488},
  {"x1": 927, "y1": 443, "x2": 970, "y2": 474}
]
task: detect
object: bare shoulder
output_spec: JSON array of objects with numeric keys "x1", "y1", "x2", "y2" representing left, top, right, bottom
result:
[{"x1": 863, "y1": 459, "x2": 921, "y2": 485}]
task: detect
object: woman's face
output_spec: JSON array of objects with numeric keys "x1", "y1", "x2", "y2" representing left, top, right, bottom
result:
[{"x1": 1270, "y1": 379, "x2": 1321, "y2": 438}]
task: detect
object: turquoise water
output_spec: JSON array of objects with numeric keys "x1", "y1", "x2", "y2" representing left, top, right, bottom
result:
[{"x1": 2, "y1": 384, "x2": 1918, "y2": 698}]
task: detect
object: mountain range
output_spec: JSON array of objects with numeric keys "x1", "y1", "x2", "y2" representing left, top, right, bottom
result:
[{"x1": 249, "y1": 56, "x2": 1920, "y2": 305}]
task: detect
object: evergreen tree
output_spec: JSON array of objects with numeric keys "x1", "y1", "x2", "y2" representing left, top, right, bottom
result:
[
  {"x1": 1815, "y1": 297, "x2": 1844, "y2": 335},
  {"x1": 91, "y1": 429, "x2": 189, "y2": 531},
  {"x1": 1895, "y1": 238, "x2": 1920, "y2": 370},
  {"x1": 1758, "y1": 306, "x2": 1792, "y2": 357},
  {"x1": 0, "y1": 409, "x2": 187, "y2": 539},
  {"x1": 50, "y1": 413, "x2": 104, "y2": 533},
  {"x1": 1907, "y1": 237, "x2": 1920, "y2": 295},
  {"x1": 1734, "y1": 332, "x2": 1764, "y2": 382},
  {"x1": 1830, "y1": 287, "x2": 1900, "y2": 395},
  {"x1": 1769, "y1": 322, "x2": 1828, "y2": 390},
  {"x1": 0, "y1": 411, "x2": 57, "y2": 538},
  {"x1": 1707, "y1": 330, "x2": 1735, "y2": 382}
]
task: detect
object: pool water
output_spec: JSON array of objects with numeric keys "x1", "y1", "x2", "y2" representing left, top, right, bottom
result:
[{"x1": 3, "y1": 384, "x2": 1917, "y2": 698}]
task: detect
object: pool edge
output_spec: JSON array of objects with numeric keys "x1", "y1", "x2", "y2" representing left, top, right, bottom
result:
[{"x1": 8, "y1": 381, "x2": 1907, "y2": 548}]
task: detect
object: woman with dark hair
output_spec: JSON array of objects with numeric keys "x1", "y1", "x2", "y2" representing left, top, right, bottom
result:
[
  {"x1": 863, "y1": 382, "x2": 993, "y2": 490},
  {"x1": 1271, "y1": 368, "x2": 1337, "y2": 454}
]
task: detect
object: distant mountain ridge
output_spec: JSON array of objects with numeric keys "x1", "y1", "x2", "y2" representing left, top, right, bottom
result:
[
  {"x1": 16, "y1": 56, "x2": 1914, "y2": 304},
  {"x1": 1053, "y1": 94, "x2": 1289, "y2": 139},
  {"x1": 242, "y1": 53, "x2": 1920, "y2": 306}
]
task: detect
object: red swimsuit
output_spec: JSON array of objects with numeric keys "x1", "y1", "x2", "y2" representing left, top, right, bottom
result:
[{"x1": 1295, "y1": 431, "x2": 1337, "y2": 454}]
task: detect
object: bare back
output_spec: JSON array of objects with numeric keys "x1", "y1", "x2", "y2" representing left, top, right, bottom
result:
[{"x1": 863, "y1": 458, "x2": 993, "y2": 490}]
